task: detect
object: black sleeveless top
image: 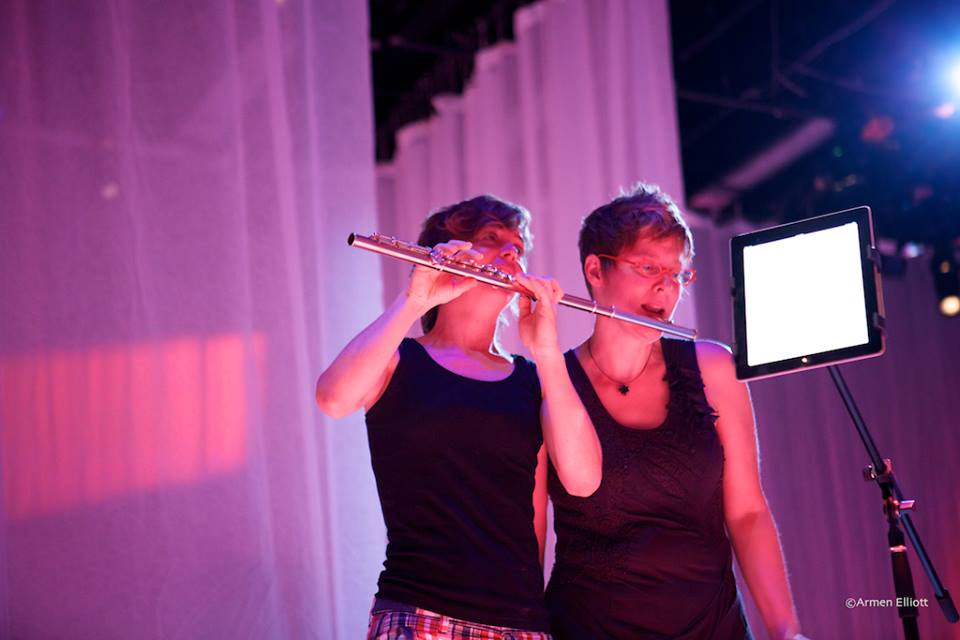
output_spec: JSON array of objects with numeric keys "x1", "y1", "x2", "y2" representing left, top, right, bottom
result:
[
  {"x1": 365, "y1": 338, "x2": 550, "y2": 631},
  {"x1": 546, "y1": 338, "x2": 750, "y2": 639}
]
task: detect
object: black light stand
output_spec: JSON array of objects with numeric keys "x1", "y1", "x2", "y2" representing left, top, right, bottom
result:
[{"x1": 827, "y1": 365, "x2": 958, "y2": 640}]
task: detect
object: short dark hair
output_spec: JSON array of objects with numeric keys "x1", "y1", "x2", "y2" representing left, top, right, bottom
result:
[
  {"x1": 417, "y1": 195, "x2": 532, "y2": 333},
  {"x1": 578, "y1": 183, "x2": 694, "y2": 297}
]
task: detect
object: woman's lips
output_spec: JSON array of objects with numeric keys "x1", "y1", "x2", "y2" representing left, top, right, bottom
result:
[{"x1": 640, "y1": 304, "x2": 665, "y2": 319}]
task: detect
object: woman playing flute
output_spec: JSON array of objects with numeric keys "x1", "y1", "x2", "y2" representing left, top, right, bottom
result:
[
  {"x1": 546, "y1": 184, "x2": 805, "y2": 640},
  {"x1": 316, "y1": 195, "x2": 601, "y2": 639}
]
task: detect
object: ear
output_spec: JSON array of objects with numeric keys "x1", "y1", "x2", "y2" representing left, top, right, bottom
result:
[{"x1": 584, "y1": 254, "x2": 604, "y2": 294}]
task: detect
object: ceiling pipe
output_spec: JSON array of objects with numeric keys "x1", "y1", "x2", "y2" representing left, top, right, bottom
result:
[{"x1": 689, "y1": 117, "x2": 835, "y2": 214}]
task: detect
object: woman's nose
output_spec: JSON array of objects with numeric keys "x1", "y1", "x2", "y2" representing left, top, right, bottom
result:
[{"x1": 654, "y1": 272, "x2": 674, "y2": 291}]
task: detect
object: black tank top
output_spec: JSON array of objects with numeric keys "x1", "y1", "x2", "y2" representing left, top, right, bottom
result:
[
  {"x1": 365, "y1": 338, "x2": 550, "y2": 631},
  {"x1": 546, "y1": 338, "x2": 750, "y2": 639}
]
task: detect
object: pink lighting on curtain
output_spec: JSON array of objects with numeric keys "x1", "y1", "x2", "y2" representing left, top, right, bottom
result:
[
  {"x1": 1, "y1": 334, "x2": 265, "y2": 521},
  {"x1": 1, "y1": 0, "x2": 383, "y2": 636}
]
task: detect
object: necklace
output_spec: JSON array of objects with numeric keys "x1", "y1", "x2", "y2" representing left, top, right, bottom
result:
[{"x1": 585, "y1": 339, "x2": 653, "y2": 395}]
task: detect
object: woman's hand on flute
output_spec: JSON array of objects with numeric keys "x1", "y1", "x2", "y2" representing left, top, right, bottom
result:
[
  {"x1": 520, "y1": 272, "x2": 603, "y2": 497},
  {"x1": 405, "y1": 240, "x2": 480, "y2": 311},
  {"x1": 516, "y1": 273, "x2": 563, "y2": 360},
  {"x1": 317, "y1": 239, "x2": 478, "y2": 418}
]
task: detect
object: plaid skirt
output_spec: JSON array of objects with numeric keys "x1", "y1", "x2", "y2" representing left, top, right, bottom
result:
[{"x1": 367, "y1": 598, "x2": 553, "y2": 640}]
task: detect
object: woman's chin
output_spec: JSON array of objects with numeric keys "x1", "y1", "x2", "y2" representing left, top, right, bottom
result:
[{"x1": 626, "y1": 323, "x2": 663, "y2": 343}]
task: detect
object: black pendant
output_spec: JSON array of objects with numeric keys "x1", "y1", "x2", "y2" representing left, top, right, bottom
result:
[{"x1": 617, "y1": 384, "x2": 630, "y2": 395}]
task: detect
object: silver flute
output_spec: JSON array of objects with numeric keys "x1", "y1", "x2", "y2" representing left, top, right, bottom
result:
[{"x1": 348, "y1": 232, "x2": 697, "y2": 340}]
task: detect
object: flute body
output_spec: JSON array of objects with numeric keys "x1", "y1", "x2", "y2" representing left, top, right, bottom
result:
[{"x1": 348, "y1": 232, "x2": 697, "y2": 340}]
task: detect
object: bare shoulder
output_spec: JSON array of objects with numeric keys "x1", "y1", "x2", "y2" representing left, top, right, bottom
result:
[
  {"x1": 694, "y1": 340, "x2": 752, "y2": 419},
  {"x1": 694, "y1": 339, "x2": 732, "y2": 357},
  {"x1": 694, "y1": 340, "x2": 734, "y2": 376},
  {"x1": 696, "y1": 340, "x2": 742, "y2": 390}
]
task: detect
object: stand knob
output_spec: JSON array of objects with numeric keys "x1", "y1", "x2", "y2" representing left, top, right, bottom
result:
[{"x1": 863, "y1": 458, "x2": 893, "y2": 481}]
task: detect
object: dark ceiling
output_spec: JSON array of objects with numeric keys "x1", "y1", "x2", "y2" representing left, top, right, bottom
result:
[{"x1": 369, "y1": 0, "x2": 960, "y2": 251}]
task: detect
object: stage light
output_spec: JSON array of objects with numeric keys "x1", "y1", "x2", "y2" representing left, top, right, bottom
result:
[
  {"x1": 950, "y1": 61, "x2": 960, "y2": 95},
  {"x1": 900, "y1": 242, "x2": 923, "y2": 259},
  {"x1": 941, "y1": 295, "x2": 960, "y2": 317},
  {"x1": 932, "y1": 249, "x2": 960, "y2": 317},
  {"x1": 101, "y1": 182, "x2": 119, "y2": 200},
  {"x1": 934, "y1": 102, "x2": 956, "y2": 119},
  {"x1": 861, "y1": 116, "x2": 894, "y2": 142}
]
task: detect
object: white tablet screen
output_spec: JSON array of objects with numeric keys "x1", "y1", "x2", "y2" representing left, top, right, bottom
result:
[{"x1": 743, "y1": 221, "x2": 869, "y2": 366}]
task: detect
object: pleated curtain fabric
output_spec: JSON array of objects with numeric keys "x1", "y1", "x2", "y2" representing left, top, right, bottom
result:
[{"x1": 0, "y1": 0, "x2": 383, "y2": 638}]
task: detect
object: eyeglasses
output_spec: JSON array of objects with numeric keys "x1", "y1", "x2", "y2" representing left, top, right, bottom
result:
[{"x1": 597, "y1": 254, "x2": 697, "y2": 286}]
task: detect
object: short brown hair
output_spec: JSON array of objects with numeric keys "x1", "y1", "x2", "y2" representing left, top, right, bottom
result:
[
  {"x1": 417, "y1": 195, "x2": 532, "y2": 333},
  {"x1": 578, "y1": 183, "x2": 693, "y2": 296}
]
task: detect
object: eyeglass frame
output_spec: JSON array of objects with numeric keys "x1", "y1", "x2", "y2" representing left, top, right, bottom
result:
[{"x1": 595, "y1": 253, "x2": 697, "y2": 286}]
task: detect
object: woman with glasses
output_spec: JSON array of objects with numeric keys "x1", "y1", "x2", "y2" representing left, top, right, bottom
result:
[
  {"x1": 316, "y1": 195, "x2": 601, "y2": 640},
  {"x1": 545, "y1": 184, "x2": 805, "y2": 640}
]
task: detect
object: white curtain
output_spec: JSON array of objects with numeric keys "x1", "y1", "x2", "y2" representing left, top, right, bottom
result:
[{"x1": 0, "y1": 0, "x2": 383, "y2": 638}]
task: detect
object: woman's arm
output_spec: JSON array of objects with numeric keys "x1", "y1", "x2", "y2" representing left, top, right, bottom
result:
[
  {"x1": 697, "y1": 340, "x2": 802, "y2": 640},
  {"x1": 517, "y1": 274, "x2": 602, "y2": 497},
  {"x1": 315, "y1": 241, "x2": 478, "y2": 418},
  {"x1": 315, "y1": 292, "x2": 425, "y2": 417}
]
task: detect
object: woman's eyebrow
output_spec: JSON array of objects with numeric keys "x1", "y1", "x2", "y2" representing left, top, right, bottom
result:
[{"x1": 497, "y1": 226, "x2": 524, "y2": 247}]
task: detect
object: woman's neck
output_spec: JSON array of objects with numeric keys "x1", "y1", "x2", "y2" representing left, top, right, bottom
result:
[
  {"x1": 422, "y1": 304, "x2": 506, "y2": 360},
  {"x1": 584, "y1": 320, "x2": 658, "y2": 380}
]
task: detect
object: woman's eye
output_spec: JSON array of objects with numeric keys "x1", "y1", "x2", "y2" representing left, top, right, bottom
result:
[{"x1": 639, "y1": 264, "x2": 660, "y2": 276}]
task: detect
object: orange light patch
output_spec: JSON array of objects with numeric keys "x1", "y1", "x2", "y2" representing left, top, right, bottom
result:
[{"x1": 0, "y1": 334, "x2": 265, "y2": 520}]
